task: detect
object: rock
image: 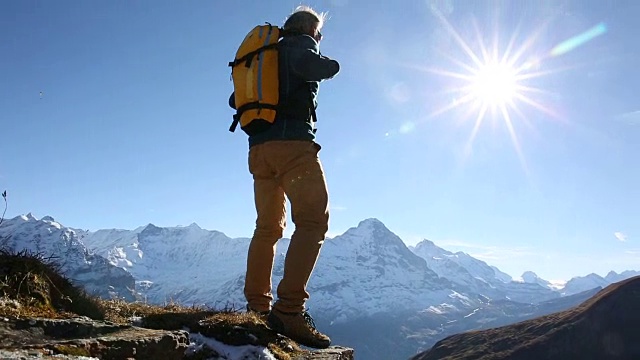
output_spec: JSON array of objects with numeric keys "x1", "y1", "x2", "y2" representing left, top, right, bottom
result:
[
  {"x1": 0, "y1": 348, "x2": 99, "y2": 359},
  {"x1": 0, "y1": 317, "x2": 188, "y2": 360},
  {"x1": 295, "y1": 346, "x2": 355, "y2": 359},
  {"x1": 411, "y1": 276, "x2": 640, "y2": 360}
]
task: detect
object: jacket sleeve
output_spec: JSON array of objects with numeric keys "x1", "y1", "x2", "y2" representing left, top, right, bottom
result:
[{"x1": 289, "y1": 35, "x2": 340, "y2": 82}]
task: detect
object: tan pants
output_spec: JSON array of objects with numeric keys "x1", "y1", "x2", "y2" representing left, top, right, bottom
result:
[{"x1": 244, "y1": 140, "x2": 329, "y2": 314}]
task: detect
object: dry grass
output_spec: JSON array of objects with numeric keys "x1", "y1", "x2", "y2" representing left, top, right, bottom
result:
[
  {"x1": 109, "y1": 304, "x2": 308, "y2": 359},
  {"x1": 98, "y1": 298, "x2": 216, "y2": 325},
  {"x1": 0, "y1": 249, "x2": 103, "y2": 319}
]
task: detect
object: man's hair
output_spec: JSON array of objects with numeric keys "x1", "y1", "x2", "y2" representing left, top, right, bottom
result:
[{"x1": 283, "y1": 6, "x2": 327, "y2": 34}]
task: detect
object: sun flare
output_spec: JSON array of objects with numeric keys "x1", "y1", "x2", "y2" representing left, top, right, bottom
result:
[
  {"x1": 422, "y1": 9, "x2": 562, "y2": 171},
  {"x1": 468, "y1": 61, "x2": 518, "y2": 109}
]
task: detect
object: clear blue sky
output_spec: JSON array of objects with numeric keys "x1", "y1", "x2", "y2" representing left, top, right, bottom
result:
[{"x1": 1, "y1": 0, "x2": 638, "y2": 281}]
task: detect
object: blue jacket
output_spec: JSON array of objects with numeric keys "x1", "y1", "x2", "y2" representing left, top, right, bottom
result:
[{"x1": 230, "y1": 34, "x2": 340, "y2": 147}]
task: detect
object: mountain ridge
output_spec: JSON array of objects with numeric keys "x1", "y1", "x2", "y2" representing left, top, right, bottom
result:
[{"x1": 2, "y1": 214, "x2": 638, "y2": 303}]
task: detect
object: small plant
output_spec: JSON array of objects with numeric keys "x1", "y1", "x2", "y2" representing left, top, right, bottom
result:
[{"x1": 0, "y1": 190, "x2": 6, "y2": 227}]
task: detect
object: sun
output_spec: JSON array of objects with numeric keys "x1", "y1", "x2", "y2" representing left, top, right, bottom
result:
[{"x1": 468, "y1": 61, "x2": 518, "y2": 109}]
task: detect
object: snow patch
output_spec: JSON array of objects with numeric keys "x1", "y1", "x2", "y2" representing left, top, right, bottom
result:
[
  {"x1": 463, "y1": 308, "x2": 481, "y2": 318},
  {"x1": 186, "y1": 332, "x2": 276, "y2": 360},
  {"x1": 448, "y1": 291, "x2": 471, "y2": 303},
  {"x1": 423, "y1": 306, "x2": 444, "y2": 314},
  {"x1": 548, "y1": 280, "x2": 567, "y2": 290}
]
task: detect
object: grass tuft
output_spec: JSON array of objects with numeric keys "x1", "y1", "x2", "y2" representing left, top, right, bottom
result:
[{"x1": 0, "y1": 249, "x2": 104, "y2": 319}]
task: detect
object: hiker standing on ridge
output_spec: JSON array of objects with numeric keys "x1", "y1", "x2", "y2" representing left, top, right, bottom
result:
[{"x1": 228, "y1": 6, "x2": 340, "y2": 349}]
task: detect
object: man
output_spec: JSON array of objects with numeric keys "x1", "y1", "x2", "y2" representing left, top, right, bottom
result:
[{"x1": 232, "y1": 6, "x2": 339, "y2": 349}]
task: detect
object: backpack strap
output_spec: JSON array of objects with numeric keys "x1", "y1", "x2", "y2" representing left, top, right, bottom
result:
[
  {"x1": 229, "y1": 102, "x2": 279, "y2": 132},
  {"x1": 228, "y1": 43, "x2": 279, "y2": 68},
  {"x1": 228, "y1": 24, "x2": 289, "y2": 69},
  {"x1": 308, "y1": 85, "x2": 318, "y2": 130}
]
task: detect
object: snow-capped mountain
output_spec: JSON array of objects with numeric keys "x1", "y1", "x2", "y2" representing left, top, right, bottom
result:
[
  {"x1": 520, "y1": 271, "x2": 553, "y2": 289},
  {"x1": 409, "y1": 239, "x2": 638, "y2": 300},
  {"x1": 519, "y1": 271, "x2": 640, "y2": 296},
  {"x1": 560, "y1": 273, "x2": 615, "y2": 296},
  {"x1": 410, "y1": 239, "x2": 512, "y2": 286},
  {"x1": 410, "y1": 239, "x2": 559, "y2": 303},
  {"x1": 0, "y1": 214, "x2": 136, "y2": 301},
  {"x1": 491, "y1": 266, "x2": 513, "y2": 283},
  {"x1": 76, "y1": 223, "x2": 250, "y2": 306},
  {"x1": 520, "y1": 271, "x2": 640, "y2": 297},
  {"x1": 292, "y1": 219, "x2": 471, "y2": 321},
  {"x1": 604, "y1": 270, "x2": 640, "y2": 284},
  {"x1": 86, "y1": 218, "x2": 480, "y2": 323},
  {"x1": 3, "y1": 214, "x2": 637, "y2": 323},
  {"x1": 1, "y1": 215, "x2": 487, "y2": 323}
]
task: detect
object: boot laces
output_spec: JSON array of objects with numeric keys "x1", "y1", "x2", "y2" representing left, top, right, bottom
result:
[{"x1": 302, "y1": 311, "x2": 318, "y2": 331}]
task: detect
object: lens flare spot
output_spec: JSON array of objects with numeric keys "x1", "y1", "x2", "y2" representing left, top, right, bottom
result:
[
  {"x1": 550, "y1": 23, "x2": 607, "y2": 57},
  {"x1": 399, "y1": 122, "x2": 416, "y2": 134}
]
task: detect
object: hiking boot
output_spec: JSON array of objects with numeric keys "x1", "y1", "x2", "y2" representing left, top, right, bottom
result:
[
  {"x1": 246, "y1": 304, "x2": 270, "y2": 323},
  {"x1": 267, "y1": 308, "x2": 331, "y2": 349}
]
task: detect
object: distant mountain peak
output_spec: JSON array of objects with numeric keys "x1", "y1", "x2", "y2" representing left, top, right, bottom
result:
[
  {"x1": 415, "y1": 239, "x2": 437, "y2": 247},
  {"x1": 412, "y1": 239, "x2": 452, "y2": 259},
  {"x1": 20, "y1": 213, "x2": 37, "y2": 221},
  {"x1": 346, "y1": 218, "x2": 389, "y2": 238},
  {"x1": 520, "y1": 271, "x2": 551, "y2": 287},
  {"x1": 139, "y1": 223, "x2": 163, "y2": 237},
  {"x1": 356, "y1": 218, "x2": 385, "y2": 229}
]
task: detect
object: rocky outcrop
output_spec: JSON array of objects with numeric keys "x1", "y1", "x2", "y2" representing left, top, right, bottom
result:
[
  {"x1": 0, "y1": 316, "x2": 189, "y2": 359},
  {"x1": 411, "y1": 276, "x2": 640, "y2": 360},
  {"x1": 0, "y1": 316, "x2": 354, "y2": 360}
]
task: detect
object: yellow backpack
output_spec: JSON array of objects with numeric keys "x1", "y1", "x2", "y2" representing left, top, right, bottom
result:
[{"x1": 228, "y1": 24, "x2": 282, "y2": 135}]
